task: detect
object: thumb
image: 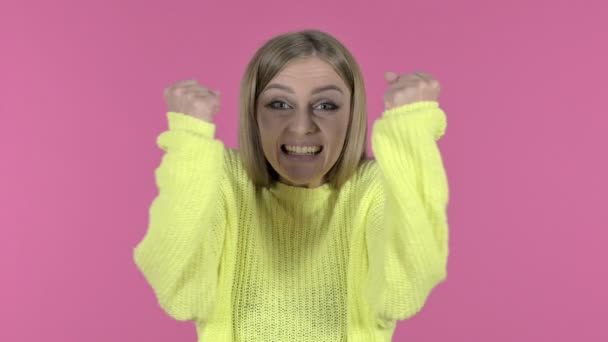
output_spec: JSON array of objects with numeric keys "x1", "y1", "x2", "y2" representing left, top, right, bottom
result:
[{"x1": 384, "y1": 71, "x2": 399, "y2": 84}]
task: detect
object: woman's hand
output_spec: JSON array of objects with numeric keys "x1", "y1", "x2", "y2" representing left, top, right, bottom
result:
[
  {"x1": 163, "y1": 79, "x2": 221, "y2": 123},
  {"x1": 383, "y1": 71, "x2": 441, "y2": 110}
]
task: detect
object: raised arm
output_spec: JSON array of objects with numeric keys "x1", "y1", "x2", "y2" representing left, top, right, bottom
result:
[
  {"x1": 133, "y1": 111, "x2": 228, "y2": 322},
  {"x1": 366, "y1": 100, "x2": 449, "y2": 325}
]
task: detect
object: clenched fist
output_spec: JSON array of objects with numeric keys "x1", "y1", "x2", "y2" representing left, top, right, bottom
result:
[
  {"x1": 163, "y1": 79, "x2": 221, "y2": 123},
  {"x1": 383, "y1": 71, "x2": 441, "y2": 110}
]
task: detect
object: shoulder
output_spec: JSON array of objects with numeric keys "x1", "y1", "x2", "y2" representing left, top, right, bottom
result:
[
  {"x1": 336, "y1": 158, "x2": 386, "y2": 220},
  {"x1": 220, "y1": 147, "x2": 255, "y2": 198},
  {"x1": 223, "y1": 147, "x2": 244, "y2": 175},
  {"x1": 352, "y1": 158, "x2": 382, "y2": 188},
  {"x1": 342, "y1": 158, "x2": 384, "y2": 200},
  {"x1": 356, "y1": 158, "x2": 380, "y2": 176}
]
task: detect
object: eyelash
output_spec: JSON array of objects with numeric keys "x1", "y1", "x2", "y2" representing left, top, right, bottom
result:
[{"x1": 266, "y1": 101, "x2": 340, "y2": 112}]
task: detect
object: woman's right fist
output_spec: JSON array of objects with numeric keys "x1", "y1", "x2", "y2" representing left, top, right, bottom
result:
[{"x1": 163, "y1": 79, "x2": 221, "y2": 123}]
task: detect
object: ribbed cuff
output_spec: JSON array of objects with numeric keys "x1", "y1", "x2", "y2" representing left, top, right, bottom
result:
[
  {"x1": 382, "y1": 101, "x2": 439, "y2": 117},
  {"x1": 167, "y1": 111, "x2": 216, "y2": 138},
  {"x1": 380, "y1": 101, "x2": 446, "y2": 140}
]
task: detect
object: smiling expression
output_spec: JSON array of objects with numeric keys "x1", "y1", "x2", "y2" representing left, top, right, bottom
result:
[{"x1": 256, "y1": 57, "x2": 351, "y2": 188}]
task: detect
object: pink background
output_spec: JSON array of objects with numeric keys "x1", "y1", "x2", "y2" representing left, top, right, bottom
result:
[{"x1": 2, "y1": 0, "x2": 606, "y2": 340}]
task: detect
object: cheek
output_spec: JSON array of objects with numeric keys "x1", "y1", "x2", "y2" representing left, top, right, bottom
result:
[
  {"x1": 257, "y1": 111, "x2": 277, "y2": 133},
  {"x1": 326, "y1": 118, "x2": 349, "y2": 152},
  {"x1": 257, "y1": 115, "x2": 278, "y2": 155},
  {"x1": 258, "y1": 127, "x2": 272, "y2": 152}
]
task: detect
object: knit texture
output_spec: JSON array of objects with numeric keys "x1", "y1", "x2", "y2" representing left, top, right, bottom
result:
[{"x1": 133, "y1": 101, "x2": 449, "y2": 341}]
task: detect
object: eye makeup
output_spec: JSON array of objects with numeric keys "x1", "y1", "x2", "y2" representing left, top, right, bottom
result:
[
  {"x1": 264, "y1": 99, "x2": 341, "y2": 111},
  {"x1": 266, "y1": 101, "x2": 340, "y2": 112}
]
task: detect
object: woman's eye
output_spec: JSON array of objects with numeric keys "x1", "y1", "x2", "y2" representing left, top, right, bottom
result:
[
  {"x1": 266, "y1": 101, "x2": 339, "y2": 111},
  {"x1": 316, "y1": 102, "x2": 339, "y2": 111},
  {"x1": 268, "y1": 101, "x2": 290, "y2": 110}
]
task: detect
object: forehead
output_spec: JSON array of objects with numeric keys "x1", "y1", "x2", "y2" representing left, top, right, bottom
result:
[{"x1": 265, "y1": 57, "x2": 348, "y2": 92}]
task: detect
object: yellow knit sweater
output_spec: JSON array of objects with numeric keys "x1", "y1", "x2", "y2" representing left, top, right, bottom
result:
[{"x1": 133, "y1": 101, "x2": 449, "y2": 341}]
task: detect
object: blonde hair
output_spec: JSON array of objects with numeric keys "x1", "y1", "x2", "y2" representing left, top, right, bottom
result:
[{"x1": 239, "y1": 29, "x2": 368, "y2": 189}]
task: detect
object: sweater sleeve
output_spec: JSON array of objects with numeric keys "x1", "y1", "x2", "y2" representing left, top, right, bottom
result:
[
  {"x1": 366, "y1": 101, "x2": 449, "y2": 325},
  {"x1": 133, "y1": 111, "x2": 228, "y2": 322}
]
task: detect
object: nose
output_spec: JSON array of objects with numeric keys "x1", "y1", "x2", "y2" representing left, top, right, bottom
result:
[{"x1": 288, "y1": 109, "x2": 318, "y2": 135}]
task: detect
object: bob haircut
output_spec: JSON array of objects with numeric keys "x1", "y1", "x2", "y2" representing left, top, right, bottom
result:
[{"x1": 238, "y1": 29, "x2": 368, "y2": 189}]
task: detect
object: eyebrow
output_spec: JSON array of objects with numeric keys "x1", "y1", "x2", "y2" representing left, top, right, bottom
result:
[{"x1": 262, "y1": 83, "x2": 344, "y2": 95}]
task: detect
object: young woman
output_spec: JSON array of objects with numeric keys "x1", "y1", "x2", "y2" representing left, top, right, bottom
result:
[{"x1": 133, "y1": 29, "x2": 449, "y2": 342}]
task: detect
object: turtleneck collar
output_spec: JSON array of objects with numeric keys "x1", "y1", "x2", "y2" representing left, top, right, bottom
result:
[{"x1": 266, "y1": 181, "x2": 335, "y2": 211}]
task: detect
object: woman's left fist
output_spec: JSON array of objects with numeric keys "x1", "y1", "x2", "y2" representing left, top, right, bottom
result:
[{"x1": 383, "y1": 71, "x2": 441, "y2": 110}]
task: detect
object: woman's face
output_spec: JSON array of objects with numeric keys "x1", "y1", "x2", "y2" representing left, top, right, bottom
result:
[{"x1": 256, "y1": 57, "x2": 351, "y2": 188}]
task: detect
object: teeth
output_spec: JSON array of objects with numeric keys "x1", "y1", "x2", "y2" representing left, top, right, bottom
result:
[{"x1": 284, "y1": 145, "x2": 321, "y2": 154}]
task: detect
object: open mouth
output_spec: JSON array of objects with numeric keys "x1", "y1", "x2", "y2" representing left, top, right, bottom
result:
[{"x1": 281, "y1": 144, "x2": 323, "y2": 156}]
